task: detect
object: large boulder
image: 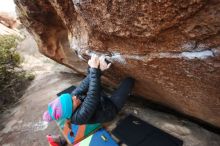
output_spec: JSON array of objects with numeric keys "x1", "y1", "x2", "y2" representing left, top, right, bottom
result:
[{"x1": 15, "y1": 0, "x2": 220, "y2": 127}]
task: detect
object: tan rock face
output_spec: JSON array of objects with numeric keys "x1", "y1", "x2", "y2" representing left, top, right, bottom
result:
[
  {"x1": 15, "y1": 0, "x2": 220, "y2": 127},
  {"x1": 0, "y1": 12, "x2": 17, "y2": 28}
]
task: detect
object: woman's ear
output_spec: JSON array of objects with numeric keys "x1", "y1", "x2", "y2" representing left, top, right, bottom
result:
[
  {"x1": 65, "y1": 119, "x2": 72, "y2": 130},
  {"x1": 72, "y1": 96, "x2": 81, "y2": 111}
]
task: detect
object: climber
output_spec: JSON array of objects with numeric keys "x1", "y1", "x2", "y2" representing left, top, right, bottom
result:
[{"x1": 43, "y1": 54, "x2": 134, "y2": 124}]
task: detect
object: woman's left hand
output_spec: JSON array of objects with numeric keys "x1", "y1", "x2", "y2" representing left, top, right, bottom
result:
[{"x1": 88, "y1": 54, "x2": 100, "y2": 68}]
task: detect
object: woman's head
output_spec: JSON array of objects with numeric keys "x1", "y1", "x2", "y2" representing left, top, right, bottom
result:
[{"x1": 43, "y1": 93, "x2": 73, "y2": 122}]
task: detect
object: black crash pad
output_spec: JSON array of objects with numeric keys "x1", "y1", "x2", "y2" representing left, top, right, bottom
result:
[
  {"x1": 112, "y1": 114, "x2": 183, "y2": 146},
  {"x1": 57, "y1": 85, "x2": 76, "y2": 96}
]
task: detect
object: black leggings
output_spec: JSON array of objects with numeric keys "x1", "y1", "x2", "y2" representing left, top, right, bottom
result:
[{"x1": 109, "y1": 77, "x2": 134, "y2": 111}]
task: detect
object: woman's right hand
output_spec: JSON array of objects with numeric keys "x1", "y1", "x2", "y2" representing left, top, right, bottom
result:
[{"x1": 88, "y1": 54, "x2": 100, "y2": 68}]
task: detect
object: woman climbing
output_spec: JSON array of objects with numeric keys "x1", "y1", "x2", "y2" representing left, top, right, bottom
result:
[{"x1": 43, "y1": 55, "x2": 134, "y2": 145}]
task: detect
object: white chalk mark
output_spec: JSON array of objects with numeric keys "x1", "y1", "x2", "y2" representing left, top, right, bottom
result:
[
  {"x1": 181, "y1": 50, "x2": 214, "y2": 59},
  {"x1": 70, "y1": 41, "x2": 219, "y2": 64},
  {"x1": 21, "y1": 121, "x2": 48, "y2": 132},
  {"x1": 1, "y1": 120, "x2": 48, "y2": 133},
  {"x1": 107, "y1": 52, "x2": 126, "y2": 64},
  {"x1": 80, "y1": 49, "x2": 218, "y2": 65},
  {"x1": 32, "y1": 121, "x2": 48, "y2": 132}
]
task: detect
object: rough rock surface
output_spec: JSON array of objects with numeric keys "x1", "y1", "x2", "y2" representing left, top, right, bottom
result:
[
  {"x1": 14, "y1": 0, "x2": 220, "y2": 127},
  {"x1": 0, "y1": 12, "x2": 20, "y2": 35},
  {"x1": 0, "y1": 12, "x2": 17, "y2": 28}
]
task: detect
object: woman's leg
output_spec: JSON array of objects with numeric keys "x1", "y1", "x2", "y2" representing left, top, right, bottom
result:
[{"x1": 110, "y1": 77, "x2": 134, "y2": 111}]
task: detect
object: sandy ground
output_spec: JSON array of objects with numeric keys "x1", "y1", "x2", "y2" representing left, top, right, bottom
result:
[
  {"x1": 0, "y1": 72, "x2": 83, "y2": 146},
  {"x1": 0, "y1": 31, "x2": 219, "y2": 146}
]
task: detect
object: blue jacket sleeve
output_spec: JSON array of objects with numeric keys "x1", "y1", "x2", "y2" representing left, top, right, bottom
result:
[
  {"x1": 71, "y1": 68, "x2": 101, "y2": 124},
  {"x1": 71, "y1": 68, "x2": 90, "y2": 97}
]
